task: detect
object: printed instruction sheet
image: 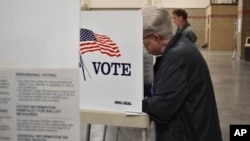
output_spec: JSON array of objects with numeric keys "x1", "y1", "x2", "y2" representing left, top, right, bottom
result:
[{"x1": 0, "y1": 68, "x2": 79, "y2": 141}]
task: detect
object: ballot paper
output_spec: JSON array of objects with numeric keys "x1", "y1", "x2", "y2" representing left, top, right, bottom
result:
[{"x1": 125, "y1": 111, "x2": 147, "y2": 116}]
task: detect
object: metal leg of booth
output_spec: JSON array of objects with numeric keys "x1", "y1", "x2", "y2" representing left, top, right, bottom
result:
[
  {"x1": 85, "y1": 124, "x2": 107, "y2": 141},
  {"x1": 103, "y1": 125, "x2": 107, "y2": 141},
  {"x1": 142, "y1": 128, "x2": 147, "y2": 141},
  {"x1": 86, "y1": 124, "x2": 91, "y2": 141},
  {"x1": 114, "y1": 127, "x2": 147, "y2": 141},
  {"x1": 115, "y1": 127, "x2": 120, "y2": 141}
]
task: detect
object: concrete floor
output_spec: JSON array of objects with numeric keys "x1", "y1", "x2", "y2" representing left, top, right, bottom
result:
[{"x1": 80, "y1": 49, "x2": 250, "y2": 141}]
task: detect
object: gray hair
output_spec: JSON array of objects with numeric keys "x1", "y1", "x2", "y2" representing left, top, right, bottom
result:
[{"x1": 140, "y1": 6, "x2": 173, "y2": 39}]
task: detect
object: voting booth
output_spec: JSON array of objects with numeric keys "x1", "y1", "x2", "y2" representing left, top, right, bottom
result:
[
  {"x1": 79, "y1": 11, "x2": 152, "y2": 141},
  {"x1": 80, "y1": 11, "x2": 144, "y2": 113},
  {"x1": 0, "y1": 3, "x2": 152, "y2": 140}
]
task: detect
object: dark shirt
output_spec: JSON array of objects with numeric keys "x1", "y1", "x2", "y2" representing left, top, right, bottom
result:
[{"x1": 177, "y1": 22, "x2": 197, "y2": 44}]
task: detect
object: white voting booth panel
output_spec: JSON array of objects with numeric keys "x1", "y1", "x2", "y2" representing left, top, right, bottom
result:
[
  {"x1": 80, "y1": 11, "x2": 143, "y2": 113},
  {"x1": 0, "y1": 0, "x2": 79, "y2": 69},
  {"x1": 0, "y1": 1, "x2": 80, "y2": 141}
]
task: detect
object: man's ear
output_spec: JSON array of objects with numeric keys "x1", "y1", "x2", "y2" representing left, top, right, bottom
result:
[{"x1": 152, "y1": 34, "x2": 161, "y2": 41}]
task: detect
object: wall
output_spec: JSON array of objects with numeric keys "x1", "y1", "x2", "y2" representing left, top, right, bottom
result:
[
  {"x1": 81, "y1": 0, "x2": 211, "y2": 8},
  {"x1": 206, "y1": 4, "x2": 238, "y2": 50},
  {"x1": 157, "y1": 0, "x2": 210, "y2": 8},
  {"x1": 81, "y1": 0, "x2": 238, "y2": 50},
  {"x1": 82, "y1": 0, "x2": 147, "y2": 8},
  {"x1": 81, "y1": 0, "x2": 236, "y2": 9}
]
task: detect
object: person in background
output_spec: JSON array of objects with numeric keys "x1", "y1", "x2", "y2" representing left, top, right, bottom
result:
[
  {"x1": 141, "y1": 6, "x2": 222, "y2": 141},
  {"x1": 172, "y1": 8, "x2": 197, "y2": 44}
]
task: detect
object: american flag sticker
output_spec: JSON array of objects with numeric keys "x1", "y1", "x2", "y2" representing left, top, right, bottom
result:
[{"x1": 80, "y1": 28, "x2": 121, "y2": 57}]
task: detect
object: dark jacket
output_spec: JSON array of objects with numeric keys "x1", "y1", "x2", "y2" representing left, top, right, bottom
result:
[
  {"x1": 177, "y1": 22, "x2": 197, "y2": 44},
  {"x1": 143, "y1": 33, "x2": 222, "y2": 141}
]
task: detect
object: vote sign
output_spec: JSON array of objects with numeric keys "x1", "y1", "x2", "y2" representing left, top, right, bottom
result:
[{"x1": 79, "y1": 11, "x2": 143, "y2": 113}]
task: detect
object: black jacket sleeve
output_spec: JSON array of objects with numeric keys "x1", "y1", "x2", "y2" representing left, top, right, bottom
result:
[{"x1": 143, "y1": 61, "x2": 189, "y2": 124}]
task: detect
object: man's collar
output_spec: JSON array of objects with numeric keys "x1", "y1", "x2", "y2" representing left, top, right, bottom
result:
[{"x1": 162, "y1": 32, "x2": 182, "y2": 56}]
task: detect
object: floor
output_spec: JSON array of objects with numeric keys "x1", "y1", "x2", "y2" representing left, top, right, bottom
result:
[{"x1": 80, "y1": 49, "x2": 250, "y2": 141}]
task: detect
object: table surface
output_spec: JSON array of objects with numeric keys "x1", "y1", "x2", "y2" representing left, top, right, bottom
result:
[{"x1": 80, "y1": 109, "x2": 150, "y2": 128}]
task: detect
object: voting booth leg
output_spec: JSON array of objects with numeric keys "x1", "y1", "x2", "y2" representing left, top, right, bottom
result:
[
  {"x1": 114, "y1": 127, "x2": 148, "y2": 141},
  {"x1": 142, "y1": 129, "x2": 148, "y2": 141},
  {"x1": 86, "y1": 124, "x2": 91, "y2": 141},
  {"x1": 103, "y1": 125, "x2": 107, "y2": 141},
  {"x1": 85, "y1": 124, "x2": 107, "y2": 141},
  {"x1": 116, "y1": 127, "x2": 120, "y2": 141}
]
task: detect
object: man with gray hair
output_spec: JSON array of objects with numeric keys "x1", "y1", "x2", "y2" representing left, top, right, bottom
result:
[{"x1": 141, "y1": 6, "x2": 222, "y2": 141}]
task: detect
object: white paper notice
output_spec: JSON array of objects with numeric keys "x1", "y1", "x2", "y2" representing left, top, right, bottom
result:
[{"x1": 0, "y1": 68, "x2": 79, "y2": 141}]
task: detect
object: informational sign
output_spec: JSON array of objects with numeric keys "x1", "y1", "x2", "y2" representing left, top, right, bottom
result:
[
  {"x1": 0, "y1": 68, "x2": 79, "y2": 141},
  {"x1": 0, "y1": 0, "x2": 80, "y2": 141},
  {"x1": 80, "y1": 11, "x2": 143, "y2": 113}
]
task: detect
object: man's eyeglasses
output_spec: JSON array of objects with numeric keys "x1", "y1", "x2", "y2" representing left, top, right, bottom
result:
[{"x1": 143, "y1": 34, "x2": 154, "y2": 40}]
